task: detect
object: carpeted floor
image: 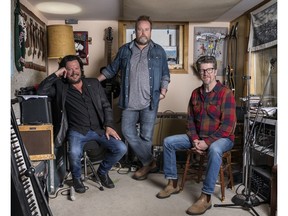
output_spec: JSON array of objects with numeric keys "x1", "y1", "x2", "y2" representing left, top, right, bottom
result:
[{"x1": 48, "y1": 165, "x2": 271, "y2": 216}]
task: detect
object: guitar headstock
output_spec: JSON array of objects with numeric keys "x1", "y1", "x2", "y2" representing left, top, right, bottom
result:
[
  {"x1": 231, "y1": 22, "x2": 238, "y2": 38},
  {"x1": 106, "y1": 27, "x2": 113, "y2": 42},
  {"x1": 228, "y1": 25, "x2": 234, "y2": 39}
]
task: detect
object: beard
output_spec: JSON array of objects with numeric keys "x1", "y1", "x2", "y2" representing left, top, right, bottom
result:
[
  {"x1": 67, "y1": 74, "x2": 81, "y2": 84},
  {"x1": 136, "y1": 36, "x2": 150, "y2": 46},
  {"x1": 68, "y1": 79, "x2": 81, "y2": 84}
]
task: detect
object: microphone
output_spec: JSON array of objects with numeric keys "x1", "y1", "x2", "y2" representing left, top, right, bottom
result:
[{"x1": 70, "y1": 186, "x2": 76, "y2": 201}]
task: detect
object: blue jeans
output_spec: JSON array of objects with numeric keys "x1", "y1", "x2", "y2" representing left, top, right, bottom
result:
[
  {"x1": 67, "y1": 129, "x2": 127, "y2": 179},
  {"x1": 121, "y1": 106, "x2": 158, "y2": 166},
  {"x1": 163, "y1": 134, "x2": 234, "y2": 195}
]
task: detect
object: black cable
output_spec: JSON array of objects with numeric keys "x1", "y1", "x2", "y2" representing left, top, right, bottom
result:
[{"x1": 48, "y1": 187, "x2": 70, "y2": 199}]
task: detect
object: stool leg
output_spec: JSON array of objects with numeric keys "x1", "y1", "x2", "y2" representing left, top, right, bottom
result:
[
  {"x1": 219, "y1": 163, "x2": 225, "y2": 202},
  {"x1": 180, "y1": 151, "x2": 192, "y2": 190},
  {"x1": 227, "y1": 154, "x2": 234, "y2": 190}
]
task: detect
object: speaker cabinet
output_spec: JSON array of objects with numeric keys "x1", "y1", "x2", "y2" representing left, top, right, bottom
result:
[
  {"x1": 153, "y1": 112, "x2": 187, "y2": 146},
  {"x1": 18, "y1": 124, "x2": 55, "y2": 161},
  {"x1": 19, "y1": 95, "x2": 52, "y2": 125}
]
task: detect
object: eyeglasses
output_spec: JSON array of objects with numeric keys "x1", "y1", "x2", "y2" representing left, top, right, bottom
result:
[{"x1": 199, "y1": 68, "x2": 214, "y2": 75}]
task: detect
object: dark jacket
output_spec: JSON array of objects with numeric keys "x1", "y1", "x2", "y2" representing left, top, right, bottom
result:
[{"x1": 37, "y1": 73, "x2": 114, "y2": 147}]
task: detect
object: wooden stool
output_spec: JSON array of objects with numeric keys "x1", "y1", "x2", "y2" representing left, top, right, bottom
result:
[{"x1": 180, "y1": 150, "x2": 234, "y2": 201}]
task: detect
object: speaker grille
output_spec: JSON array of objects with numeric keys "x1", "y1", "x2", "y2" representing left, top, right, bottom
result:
[{"x1": 19, "y1": 124, "x2": 54, "y2": 161}]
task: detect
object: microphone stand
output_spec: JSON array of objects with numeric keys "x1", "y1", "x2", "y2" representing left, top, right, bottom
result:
[{"x1": 214, "y1": 58, "x2": 276, "y2": 216}]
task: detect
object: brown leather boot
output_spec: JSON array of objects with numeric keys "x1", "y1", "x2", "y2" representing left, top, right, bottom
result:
[
  {"x1": 186, "y1": 193, "x2": 212, "y2": 215},
  {"x1": 156, "y1": 179, "x2": 181, "y2": 199},
  {"x1": 132, "y1": 159, "x2": 158, "y2": 180}
]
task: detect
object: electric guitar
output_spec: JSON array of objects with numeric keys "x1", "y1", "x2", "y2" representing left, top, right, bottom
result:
[
  {"x1": 106, "y1": 27, "x2": 113, "y2": 65},
  {"x1": 225, "y1": 22, "x2": 238, "y2": 94},
  {"x1": 225, "y1": 65, "x2": 235, "y2": 93},
  {"x1": 101, "y1": 27, "x2": 120, "y2": 104}
]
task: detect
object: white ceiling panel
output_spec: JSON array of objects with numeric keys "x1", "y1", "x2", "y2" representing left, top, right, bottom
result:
[
  {"x1": 122, "y1": 0, "x2": 241, "y2": 22},
  {"x1": 25, "y1": 0, "x2": 265, "y2": 22}
]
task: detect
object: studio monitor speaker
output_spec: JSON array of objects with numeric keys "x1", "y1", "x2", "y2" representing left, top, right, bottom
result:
[{"x1": 18, "y1": 124, "x2": 55, "y2": 161}]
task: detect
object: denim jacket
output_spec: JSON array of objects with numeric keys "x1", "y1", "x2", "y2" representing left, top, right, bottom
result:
[{"x1": 101, "y1": 40, "x2": 170, "y2": 110}]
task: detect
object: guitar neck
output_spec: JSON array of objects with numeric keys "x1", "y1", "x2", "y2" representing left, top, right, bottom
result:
[
  {"x1": 107, "y1": 41, "x2": 112, "y2": 65},
  {"x1": 105, "y1": 26, "x2": 113, "y2": 65}
]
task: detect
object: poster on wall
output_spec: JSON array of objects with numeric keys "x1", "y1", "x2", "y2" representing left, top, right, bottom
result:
[
  {"x1": 194, "y1": 27, "x2": 227, "y2": 75},
  {"x1": 74, "y1": 31, "x2": 89, "y2": 65},
  {"x1": 20, "y1": 3, "x2": 47, "y2": 72},
  {"x1": 248, "y1": 0, "x2": 277, "y2": 52}
]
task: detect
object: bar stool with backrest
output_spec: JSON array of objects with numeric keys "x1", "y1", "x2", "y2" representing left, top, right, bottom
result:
[{"x1": 180, "y1": 149, "x2": 234, "y2": 202}]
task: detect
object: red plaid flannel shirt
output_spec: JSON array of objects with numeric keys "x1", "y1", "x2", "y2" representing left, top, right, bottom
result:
[{"x1": 187, "y1": 81, "x2": 236, "y2": 145}]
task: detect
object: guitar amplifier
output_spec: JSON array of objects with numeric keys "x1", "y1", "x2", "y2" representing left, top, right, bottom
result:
[
  {"x1": 18, "y1": 124, "x2": 55, "y2": 161},
  {"x1": 153, "y1": 112, "x2": 187, "y2": 146},
  {"x1": 19, "y1": 95, "x2": 52, "y2": 125},
  {"x1": 151, "y1": 112, "x2": 188, "y2": 169}
]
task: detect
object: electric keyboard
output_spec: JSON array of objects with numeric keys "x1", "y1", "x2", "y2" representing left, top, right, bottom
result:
[{"x1": 11, "y1": 100, "x2": 53, "y2": 216}]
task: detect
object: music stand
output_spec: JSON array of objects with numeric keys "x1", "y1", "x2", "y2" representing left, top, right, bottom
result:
[{"x1": 214, "y1": 59, "x2": 276, "y2": 216}]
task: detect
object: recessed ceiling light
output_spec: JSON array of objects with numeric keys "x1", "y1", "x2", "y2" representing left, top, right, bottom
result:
[{"x1": 36, "y1": 2, "x2": 82, "y2": 14}]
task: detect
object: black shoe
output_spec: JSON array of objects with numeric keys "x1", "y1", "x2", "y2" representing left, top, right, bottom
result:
[
  {"x1": 73, "y1": 178, "x2": 86, "y2": 193},
  {"x1": 97, "y1": 172, "x2": 115, "y2": 188}
]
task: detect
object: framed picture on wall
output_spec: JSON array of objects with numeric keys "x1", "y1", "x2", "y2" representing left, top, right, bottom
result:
[
  {"x1": 194, "y1": 27, "x2": 228, "y2": 75},
  {"x1": 74, "y1": 31, "x2": 89, "y2": 65},
  {"x1": 248, "y1": 0, "x2": 277, "y2": 52}
]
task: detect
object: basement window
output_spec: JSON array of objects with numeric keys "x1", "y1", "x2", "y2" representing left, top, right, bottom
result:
[{"x1": 118, "y1": 21, "x2": 189, "y2": 74}]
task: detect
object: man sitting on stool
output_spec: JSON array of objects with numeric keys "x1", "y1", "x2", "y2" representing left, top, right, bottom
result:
[
  {"x1": 37, "y1": 55, "x2": 127, "y2": 193},
  {"x1": 156, "y1": 56, "x2": 236, "y2": 215}
]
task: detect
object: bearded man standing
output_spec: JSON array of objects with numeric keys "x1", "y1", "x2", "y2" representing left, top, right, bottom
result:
[{"x1": 97, "y1": 15, "x2": 170, "y2": 180}]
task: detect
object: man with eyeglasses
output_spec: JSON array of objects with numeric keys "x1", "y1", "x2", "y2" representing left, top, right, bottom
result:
[{"x1": 156, "y1": 55, "x2": 236, "y2": 215}]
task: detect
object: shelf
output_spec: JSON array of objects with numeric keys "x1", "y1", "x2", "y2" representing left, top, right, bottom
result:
[
  {"x1": 244, "y1": 115, "x2": 277, "y2": 167},
  {"x1": 250, "y1": 116, "x2": 277, "y2": 126},
  {"x1": 253, "y1": 143, "x2": 275, "y2": 157}
]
